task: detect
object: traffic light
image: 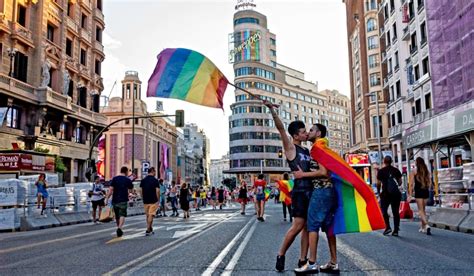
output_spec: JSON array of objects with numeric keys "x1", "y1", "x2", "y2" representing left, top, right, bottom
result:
[
  {"x1": 175, "y1": 109, "x2": 184, "y2": 127},
  {"x1": 278, "y1": 149, "x2": 283, "y2": 158}
]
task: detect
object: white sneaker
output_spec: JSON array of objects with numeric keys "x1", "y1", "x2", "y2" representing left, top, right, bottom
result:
[
  {"x1": 294, "y1": 262, "x2": 319, "y2": 274},
  {"x1": 320, "y1": 262, "x2": 339, "y2": 273}
]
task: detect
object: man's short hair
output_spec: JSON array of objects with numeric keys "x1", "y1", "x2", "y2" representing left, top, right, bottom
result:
[
  {"x1": 384, "y1": 156, "x2": 393, "y2": 165},
  {"x1": 158, "y1": 179, "x2": 164, "y2": 184},
  {"x1": 120, "y1": 166, "x2": 128, "y2": 174},
  {"x1": 288, "y1": 120, "x2": 306, "y2": 138},
  {"x1": 314, "y1": 123, "x2": 327, "y2": 138},
  {"x1": 257, "y1": 174, "x2": 264, "y2": 180},
  {"x1": 148, "y1": 167, "x2": 155, "y2": 173}
]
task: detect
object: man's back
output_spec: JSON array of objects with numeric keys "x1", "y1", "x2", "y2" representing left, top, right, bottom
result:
[
  {"x1": 111, "y1": 175, "x2": 133, "y2": 204},
  {"x1": 377, "y1": 166, "x2": 402, "y2": 194},
  {"x1": 140, "y1": 176, "x2": 159, "y2": 204}
]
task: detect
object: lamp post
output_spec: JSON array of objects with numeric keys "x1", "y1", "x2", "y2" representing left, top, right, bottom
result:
[
  {"x1": 365, "y1": 91, "x2": 382, "y2": 167},
  {"x1": 131, "y1": 89, "x2": 135, "y2": 175},
  {"x1": 7, "y1": 48, "x2": 17, "y2": 77}
]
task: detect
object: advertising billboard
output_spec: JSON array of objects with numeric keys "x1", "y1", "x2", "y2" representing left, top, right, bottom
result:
[{"x1": 228, "y1": 30, "x2": 261, "y2": 63}]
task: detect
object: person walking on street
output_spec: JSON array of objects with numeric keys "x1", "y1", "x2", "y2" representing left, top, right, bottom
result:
[
  {"x1": 377, "y1": 156, "x2": 403, "y2": 236},
  {"x1": 265, "y1": 100, "x2": 313, "y2": 272},
  {"x1": 179, "y1": 183, "x2": 191, "y2": 219},
  {"x1": 238, "y1": 181, "x2": 248, "y2": 215},
  {"x1": 217, "y1": 186, "x2": 225, "y2": 210},
  {"x1": 294, "y1": 124, "x2": 339, "y2": 274},
  {"x1": 254, "y1": 174, "x2": 267, "y2": 222},
  {"x1": 210, "y1": 187, "x2": 217, "y2": 210},
  {"x1": 140, "y1": 167, "x2": 160, "y2": 236},
  {"x1": 280, "y1": 173, "x2": 293, "y2": 223},
  {"x1": 90, "y1": 176, "x2": 105, "y2": 224},
  {"x1": 157, "y1": 179, "x2": 167, "y2": 217},
  {"x1": 169, "y1": 181, "x2": 179, "y2": 217},
  {"x1": 409, "y1": 157, "x2": 432, "y2": 235},
  {"x1": 106, "y1": 166, "x2": 133, "y2": 237},
  {"x1": 36, "y1": 173, "x2": 49, "y2": 215}
]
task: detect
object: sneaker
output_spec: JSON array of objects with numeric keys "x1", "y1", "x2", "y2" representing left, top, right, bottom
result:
[
  {"x1": 275, "y1": 255, "x2": 285, "y2": 272},
  {"x1": 116, "y1": 228, "x2": 123, "y2": 237},
  {"x1": 294, "y1": 262, "x2": 319, "y2": 274},
  {"x1": 163, "y1": 214, "x2": 168, "y2": 217},
  {"x1": 298, "y1": 258, "x2": 308, "y2": 268},
  {"x1": 383, "y1": 228, "x2": 392, "y2": 236},
  {"x1": 241, "y1": 212, "x2": 245, "y2": 215},
  {"x1": 392, "y1": 230, "x2": 399, "y2": 237},
  {"x1": 283, "y1": 218, "x2": 287, "y2": 221},
  {"x1": 320, "y1": 262, "x2": 339, "y2": 274},
  {"x1": 426, "y1": 226, "x2": 431, "y2": 236}
]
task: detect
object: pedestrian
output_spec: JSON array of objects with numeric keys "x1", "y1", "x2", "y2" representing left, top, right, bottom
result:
[
  {"x1": 195, "y1": 187, "x2": 202, "y2": 211},
  {"x1": 200, "y1": 186, "x2": 207, "y2": 208},
  {"x1": 217, "y1": 186, "x2": 225, "y2": 209},
  {"x1": 377, "y1": 156, "x2": 403, "y2": 236},
  {"x1": 210, "y1": 186, "x2": 217, "y2": 210},
  {"x1": 254, "y1": 174, "x2": 267, "y2": 222},
  {"x1": 35, "y1": 173, "x2": 49, "y2": 215},
  {"x1": 238, "y1": 181, "x2": 248, "y2": 215},
  {"x1": 179, "y1": 183, "x2": 190, "y2": 219},
  {"x1": 90, "y1": 176, "x2": 105, "y2": 224},
  {"x1": 274, "y1": 188, "x2": 280, "y2": 204},
  {"x1": 409, "y1": 157, "x2": 432, "y2": 235},
  {"x1": 140, "y1": 167, "x2": 160, "y2": 236},
  {"x1": 265, "y1": 100, "x2": 313, "y2": 272},
  {"x1": 169, "y1": 181, "x2": 179, "y2": 217},
  {"x1": 105, "y1": 166, "x2": 133, "y2": 237},
  {"x1": 295, "y1": 124, "x2": 339, "y2": 274},
  {"x1": 157, "y1": 179, "x2": 167, "y2": 217},
  {"x1": 280, "y1": 173, "x2": 292, "y2": 222}
]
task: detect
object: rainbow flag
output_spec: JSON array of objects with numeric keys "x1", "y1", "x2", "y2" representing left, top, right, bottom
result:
[
  {"x1": 277, "y1": 180, "x2": 294, "y2": 205},
  {"x1": 311, "y1": 138, "x2": 385, "y2": 234},
  {"x1": 147, "y1": 48, "x2": 228, "y2": 109},
  {"x1": 264, "y1": 188, "x2": 271, "y2": 201}
]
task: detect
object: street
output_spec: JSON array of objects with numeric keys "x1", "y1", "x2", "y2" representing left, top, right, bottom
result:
[{"x1": 1, "y1": 202, "x2": 473, "y2": 276}]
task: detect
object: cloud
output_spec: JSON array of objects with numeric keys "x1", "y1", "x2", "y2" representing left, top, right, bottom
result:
[{"x1": 103, "y1": 32, "x2": 123, "y2": 50}]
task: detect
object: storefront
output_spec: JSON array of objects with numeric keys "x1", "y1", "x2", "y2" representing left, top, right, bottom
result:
[
  {"x1": 0, "y1": 151, "x2": 56, "y2": 179},
  {"x1": 345, "y1": 153, "x2": 372, "y2": 185}
]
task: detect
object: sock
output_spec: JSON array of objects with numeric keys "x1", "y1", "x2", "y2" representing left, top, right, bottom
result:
[{"x1": 308, "y1": 261, "x2": 315, "y2": 265}]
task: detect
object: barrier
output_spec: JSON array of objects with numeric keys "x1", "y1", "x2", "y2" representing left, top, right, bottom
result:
[
  {"x1": 458, "y1": 210, "x2": 474, "y2": 233},
  {"x1": 429, "y1": 208, "x2": 469, "y2": 232}
]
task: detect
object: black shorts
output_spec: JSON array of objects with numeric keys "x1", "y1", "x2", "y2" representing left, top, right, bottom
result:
[
  {"x1": 92, "y1": 199, "x2": 105, "y2": 209},
  {"x1": 415, "y1": 189, "x2": 429, "y2": 199},
  {"x1": 291, "y1": 190, "x2": 312, "y2": 219}
]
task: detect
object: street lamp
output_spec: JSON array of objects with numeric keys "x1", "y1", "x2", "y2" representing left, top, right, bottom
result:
[
  {"x1": 7, "y1": 48, "x2": 17, "y2": 77},
  {"x1": 365, "y1": 91, "x2": 382, "y2": 167}
]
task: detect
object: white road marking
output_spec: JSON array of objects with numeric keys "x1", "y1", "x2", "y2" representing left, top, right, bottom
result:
[
  {"x1": 332, "y1": 236, "x2": 383, "y2": 273},
  {"x1": 201, "y1": 217, "x2": 255, "y2": 276},
  {"x1": 103, "y1": 211, "x2": 240, "y2": 276},
  {"x1": 221, "y1": 219, "x2": 258, "y2": 276}
]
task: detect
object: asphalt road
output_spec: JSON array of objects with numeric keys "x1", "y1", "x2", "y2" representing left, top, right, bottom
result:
[{"x1": 1, "y1": 202, "x2": 473, "y2": 275}]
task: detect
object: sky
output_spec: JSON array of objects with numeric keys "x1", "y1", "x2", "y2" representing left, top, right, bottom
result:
[{"x1": 101, "y1": 0, "x2": 350, "y2": 159}]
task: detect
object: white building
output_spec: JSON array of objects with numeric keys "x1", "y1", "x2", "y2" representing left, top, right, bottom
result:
[{"x1": 210, "y1": 154, "x2": 232, "y2": 187}]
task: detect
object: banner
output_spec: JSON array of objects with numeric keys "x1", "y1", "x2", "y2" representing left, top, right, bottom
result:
[
  {"x1": 0, "y1": 208, "x2": 15, "y2": 230},
  {"x1": 0, "y1": 181, "x2": 17, "y2": 206}
]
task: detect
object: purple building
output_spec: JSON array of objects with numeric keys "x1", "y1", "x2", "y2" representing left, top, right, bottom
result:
[{"x1": 426, "y1": 0, "x2": 474, "y2": 113}]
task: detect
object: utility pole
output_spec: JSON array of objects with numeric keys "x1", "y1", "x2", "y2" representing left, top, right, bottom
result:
[{"x1": 131, "y1": 90, "x2": 135, "y2": 175}]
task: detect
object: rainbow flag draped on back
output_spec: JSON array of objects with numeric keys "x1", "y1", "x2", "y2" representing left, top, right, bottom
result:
[
  {"x1": 147, "y1": 48, "x2": 228, "y2": 109},
  {"x1": 264, "y1": 188, "x2": 271, "y2": 201},
  {"x1": 311, "y1": 138, "x2": 385, "y2": 234},
  {"x1": 277, "y1": 180, "x2": 294, "y2": 205}
]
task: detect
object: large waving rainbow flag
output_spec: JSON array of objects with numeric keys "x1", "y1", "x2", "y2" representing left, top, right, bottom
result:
[
  {"x1": 277, "y1": 179, "x2": 294, "y2": 205},
  {"x1": 311, "y1": 138, "x2": 385, "y2": 234},
  {"x1": 147, "y1": 48, "x2": 228, "y2": 109}
]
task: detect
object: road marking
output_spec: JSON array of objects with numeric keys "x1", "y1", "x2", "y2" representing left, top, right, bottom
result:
[
  {"x1": 103, "y1": 211, "x2": 240, "y2": 276},
  {"x1": 334, "y1": 236, "x2": 382, "y2": 272},
  {"x1": 105, "y1": 226, "x2": 165, "y2": 244},
  {"x1": 221, "y1": 219, "x2": 258, "y2": 276},
  {"x1": 0, "y1": 221, "x2": 145, "y2": 254},
  {"x1": 202, "y1": 217, "x2": 255, "y2": 276}
]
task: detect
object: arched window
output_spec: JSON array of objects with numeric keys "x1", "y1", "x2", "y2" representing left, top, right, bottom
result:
[{"x1": 367, "y1": 18, "x2": 377, "y2": 32}]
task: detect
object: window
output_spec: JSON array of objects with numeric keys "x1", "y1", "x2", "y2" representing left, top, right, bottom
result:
[
  {"x1": 373, "y1": 116, "x2": 382, "y2": 138},
  {"x1": 270, "y1": 49, "x2": 276, "y2": 56},
  {"x1": 392, "y1": 23, "x2": 397, "y2": 40},
  {"x1": 415, "y1": 98, "x2": 421, "y2": 114},
  {"x1": 80, "y1": 48, "x2": 86, "y2": 65},
  {"x1": 420, "y1": 22, "x2": 427, "y2": 44},
  {"x1": 394, "y1": 51, "x2": 399, "y2": 69},
  {"x1": 270, "y1": 38, "x2": 276, "y2": 45},
  {"x1": 125, "y1": 119, "x2": 130, "y2": 125},
  {"x1": 390, "y1": 0, "x2": 395, "y2": 12},
  {"x1": 368, "y1": 54, "x2": 379, "y2": 68},
  {"x1": 5, "y1": 107, "x2": 20, "y2": 129},
  {"x1": 422, "y1": 57, "x2": 430, "y2": 75},
  {"x1": 17, "y1": 5, "x2": 26, "y2": 27},
  {"x1": 397, "y1": 110, "x2": 402, "y2": 124},
  {"x1": 67, "y1": 1, "x2": 74, "y2": 16},
  {"x1": 74, "y1": 127, "x2": 84, "y2": 144},
  {"x1": 92, "y1": 94, "x2": 100, "y2": 112},
  {"x1": 410, "y1": 32, "x2": 418, "y2": 53},
  {"x1": 95, "y1": 26, "x2": 102, "y2": 42},
  {"x1": 13, "y1": 51, "x2": 28, "y2": 82},
  {"x1": 391, "y1": 113, "x2": 396, "y2": 126},
  {"x1": 388, "y1": 58, "x2": 393, "y2": 73},
  {"x1": 234, "y1": 17, "x2": 259, "y2": 26},
  {"x1": 66, "y1": 38, "x2": 73, "y2": 57},
  {"x1": 425, "y1": 93, "x2": 432, "y2": 110},
  {"x1": 396, "y1": 80, "x2": 401, "y2": 98},
  {"x1": 367, "y1": 36, "x2": 378, "y2": 49},
  {"x1": 97, "y1": 0, "x2": 102, "y2": 10},
  {"x1": 366, "y1": 0, "x2": 377, "y2": 11},
  {"x1": 68, "y1": 79, "x2": 74, "y2": 97},
  {"x1": 386, "y1": 30, "x2": 391, "y2": 46},
  {"x1": 367, "y1": 18, "x2": 377, "y2": 32},
  {"x1": 408, "y1": 1, "x2": 415, "y2": 19},
  {"x1": 369, "y1": 73, "x2": 380, "y2": 86},
  {"x1": 95, "y1": 59, "x2": 101, "y2": 75},
  {"x1": 81, "y1": 13, "x2": 87, "y2": 28},
  {"x1": 47, "y1": 23, "x2": 55, "y2": 42},
  {"x1": 78, "y1": 87, "x2": 87, "y2": 108},
  {"x1": 414, "y1": 65, "x2": 420, "y2": 81}
]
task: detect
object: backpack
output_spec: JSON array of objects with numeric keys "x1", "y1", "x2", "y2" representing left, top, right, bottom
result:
[{"x1": 385, "y1": 170, "x2": 401, "y2": 195}]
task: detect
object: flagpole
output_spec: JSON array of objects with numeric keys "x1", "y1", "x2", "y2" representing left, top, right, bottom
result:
[{"x1": 227, "y1": 82, "x2": 279, "y2": 107}]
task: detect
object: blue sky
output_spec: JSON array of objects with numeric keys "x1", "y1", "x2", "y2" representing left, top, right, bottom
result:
[{"x1": 102, "y1": 0, "x2": 350, "y2": 159}]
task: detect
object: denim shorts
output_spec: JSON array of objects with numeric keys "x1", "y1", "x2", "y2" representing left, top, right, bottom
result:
[
  {"x1": 256, "y1": 193, "x2": 265, "y2": 201},
  {"x1": 307, "y1": 187, "x2": 337, "y2": 233}
]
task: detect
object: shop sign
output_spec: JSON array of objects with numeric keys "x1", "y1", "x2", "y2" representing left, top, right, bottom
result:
[
  {"x1": 235, "y1": 0, "x2": 256, "y2": 10},
  {"x1": 404, "y1": 122, "x2": 433, "y2": 148},
  {"x1": 0, "y1": 209, "x2": 15, "y2": 230},
  {"x1": 0, "y1": 153, "x2": 55, "y2": 172},
  {"x1": 346, "y1": 154, "x2": 370, "y2": 166},
  {"x1": 454, "y1": 106, "x2": 474, "y2": 133}
]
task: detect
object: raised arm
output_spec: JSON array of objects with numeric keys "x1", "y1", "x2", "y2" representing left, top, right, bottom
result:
[{"x1": 264, "y1": 100, "x2": 296, "y2": 160}]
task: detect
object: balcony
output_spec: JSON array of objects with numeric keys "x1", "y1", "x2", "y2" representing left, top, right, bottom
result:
[
  {"x1": 406, "y1": 88, "x2": 414, "y2": 101},
  {"x1": 37, "y1": 88, "x2": 73, "y2": 111},
  {"x1": 66, "y1": 17, "x2": 79, "y2": 34},
  {"x1": 392, "y1": 36, "x2": 398, "y2": 44},
  {"x1": 94, "y1": 8, "x2": 105, "y2": 24},
  {"x1": 412, "y1": 109, "x2": 433, "y2": 125},
  {"x1": 381, "y1": 51, "x2": 387, "y2": 63},
  {"x1": 420, "y1": 37, "x2": 427, "y2": 48},
  {"x1": 80, "y1": 0, "x2": 92, "y2": 12},
  {"x1": 71, "y1": 104, "x2": 108, "y2": 127},
  {"x1": 389, "y1": 124, "x2": 403, "y2": 139},
  {"x1": 383, "y1": 77, "x2": 389, "y2": 88},
  {"x1": 0, "y1": 73, "x2": 37, "y2": 103},
  {"x1": 394, "y1": 64, "x2": 400, "y2": 72},
  {"x1": 387, "y1": 70, "x2": 393, "y2": 78},
  {"x1": 11, "y1": 23, "x2": 34, "y2": 48},
  {"x1": 0, "y1": 13, "x2": 10, "y2": 34},
  {"x1": 93, "y1": 40, "x2": 104, "y2": 56},
  {"x1": 402, "y1": 26, "x2": 410, "y2": 41},
  {"x1": 80, "y1": 28, "x2": 92, "y2": 44},
  {"x1": 410, "y1": 45, "x2": 418, "y2": 55}
]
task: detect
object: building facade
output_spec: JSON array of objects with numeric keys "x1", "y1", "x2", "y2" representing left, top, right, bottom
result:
[
  {"x1": 0, "y1": 0, "x2": 106, "y2": 183},
  {"x1": 320, "y1": 90, "x2": 351, "y2": 155},
  {"x1": 344, "y1": 0, "x2": 391, "y2": 160},
  {"x1": 227, "y1": 6, "x2": 329, "y2": 185},
  {"x1": 101, "y1": 71, "x2": 178, "y2": 181},
  {"x1": 210, "y1": 154, "x2": 231, "y2": 188},
  {"x1": 182, "y1": 123, "x2": 210, "y2": 186}
]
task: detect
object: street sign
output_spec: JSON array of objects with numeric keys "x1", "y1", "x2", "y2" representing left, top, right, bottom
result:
[{"x1": 142, "y1": 161, "x2": 150, "y2": 175}]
